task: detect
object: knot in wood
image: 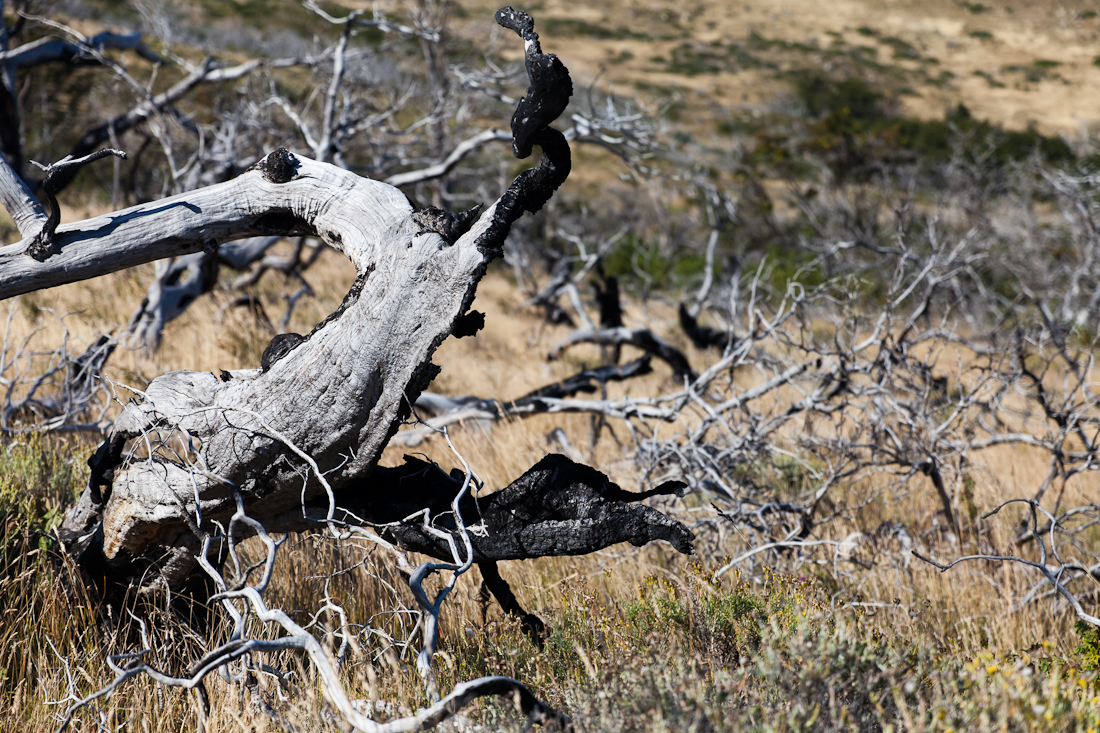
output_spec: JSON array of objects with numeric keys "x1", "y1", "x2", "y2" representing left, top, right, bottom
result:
[
  {"x1": 411, "y1": 204, "x2": 482, "y2": 245},
  {"x1": 257, "y1": 148, "x2": 299, "y2": 184},
  {"x1": 261, "y1": 332, "x2": 305, "y2": 371},
  {"x1": 25, "y1": 232, "x2": 56, "y2": 262}
]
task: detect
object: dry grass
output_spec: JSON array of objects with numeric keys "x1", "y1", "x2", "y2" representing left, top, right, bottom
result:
[
  {"x1": 3, "y1": 238, "x2": 355, "y2": 390},
  {"x1": 1, "y1": 266, "x2": 1099, "y2": 731}
]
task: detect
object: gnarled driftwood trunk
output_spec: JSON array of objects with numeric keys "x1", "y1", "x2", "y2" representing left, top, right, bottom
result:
[{"x1": 0, "y1": 8, "x2": 694, "y2": 600}]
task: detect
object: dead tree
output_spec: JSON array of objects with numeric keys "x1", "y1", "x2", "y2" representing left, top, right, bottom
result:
[
  {"x1": 115, "y1": 2, "x2": 664, "y2": 355},
  {"x1": 2, "y1": 9, "x2": 697, "y2": 729},
  {"x1": 397, "y1": 355, "x2": 654, "y2": 446},
  {"x1": 503, "y1": 192, "x2": 1100, "y2": 630},
  {"x1": 0, "y1": 0, "x2": 165, "y2": 179},
  {"x1": 1, "y1": 4, "x2": 690, "y2": 598}
]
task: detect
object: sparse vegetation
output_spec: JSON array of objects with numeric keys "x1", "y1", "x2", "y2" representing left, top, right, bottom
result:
[
  {"x1": 1002, "y1": 59, "x2": 1064, "y2": 83},
  {"x1": 542, "y1": 17, "x2": 652, "y2": 41},
  {"x1": 880, "y1": 35, "x2": 921, "y2": 61}
]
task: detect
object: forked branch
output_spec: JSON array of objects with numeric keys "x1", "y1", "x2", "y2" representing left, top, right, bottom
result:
[{"x1": 913, "y1": 499, "x2": 1100, "y2": 628}]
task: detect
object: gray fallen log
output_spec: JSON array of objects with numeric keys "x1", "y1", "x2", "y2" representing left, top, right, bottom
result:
[
  {"x1": 55, "y1": 134, "x2": 560, "y2": 593},
  {"x1": 10, "y1": 11, "x2": 690, "y2": 731},
  {"x1": 43, "y1": 7, "x2": 606, "y2": 599},
  {"x1": 1, "y1": 6, "x2": 689, "y2": 611}
]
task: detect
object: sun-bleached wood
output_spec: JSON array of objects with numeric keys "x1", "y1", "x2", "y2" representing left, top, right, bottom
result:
[
  {"x1": 0, "y1": 152, "x2": 46, "y2": 239},
  {"x1": 54, "y1": 149, "x2": 519, "y2": 588},
  {"x1": 0, "y1": 156, "x2": 405, "y2": 298},
  {"x1": 53, "y1": 5, "x2": 586, "y2": 596}
]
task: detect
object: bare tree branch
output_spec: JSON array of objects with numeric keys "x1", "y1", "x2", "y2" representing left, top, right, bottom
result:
[{"x1": 914, "y1": 499, "x2": 1100, "y2": 628}]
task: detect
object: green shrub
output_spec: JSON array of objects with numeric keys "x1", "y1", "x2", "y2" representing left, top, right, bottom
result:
[
  {"x1": 794, "y1": 73, "x2": 884, "y2": 126},
  {"x1": 785, "y1": 73, "x2": 1075, "y2": 178},
  {"x1": 0, "y1": 436, "x2": 85, "y2": 553},
  {"x1": 881, "y1": 36, "x2": 921, "y2": 61},
  {"x1": 1077, "y1": 621, "x2": 1100, "y2": 671}
]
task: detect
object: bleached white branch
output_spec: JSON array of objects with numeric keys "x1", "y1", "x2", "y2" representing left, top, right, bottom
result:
[
  {"x1": 0, "y1": 154, "x2": 403, "y2": 297},
  {"x1": 384, "y1": 128, "x2": 511, "y2": 188},
  {"x1": 0, "y1": 150, "x2": 45, "y2": 238}
]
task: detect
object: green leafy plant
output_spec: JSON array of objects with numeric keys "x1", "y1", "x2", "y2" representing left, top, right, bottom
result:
[{"x1": 1076, "y1": 621, "x2": 1100, "y2": 671}]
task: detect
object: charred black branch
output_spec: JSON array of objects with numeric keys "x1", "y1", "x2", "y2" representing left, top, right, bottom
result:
[
  {"x1": 679, "y1": 302, "x2": 733, "y2": 350},
  {"x1": 221, "y1": 294, "x2": 276, "y2": 334},
  {"x1": 0, "y1": 83, "x2": 22, "y2": 179},
  {"x1": 521, "y1": 355, "x2": 652, "y2": 401},
  {"x1": 552, "y1": 326, "x2": 697, "y2": 383},
  {"x1": 261, "y1": 332, "x2": 305, "y2": 372},
  {"x1": 452, "y1": 309, "x2": 486, "y2": 338},
  {"x1": 475, "y1": 7, "x2": 573, "y2": 258},
  {"x1": 84, "y1": 430, "x2": 131, "y2": 505},
  {"x1": 495, "y1": 7, "x2": 572, "y2": 160},
  {"x1": 478, "y1": 561, "x2": 546, "y2": 644},
  {"x1": 66, "y1": 334, "x2": 116, "y2": 393},
  {"x1": 595, "y1": 275, "x2": 623, "y2": 329},
  {"x1": 919, "y1": 458, "x2": 961, "y2": 536},
  {"x1": 412, "y1": 205, "x2": 484, "y2": 245},
  {"x1": 253, "y1": 147, "x2": 300, "y2": 183},
  {"x1": 528, "y1": 259, "x2": 577, "y2": 326},
  {"x1": 412, "y1": 354, "x2": 653, "y2": 422},
  {"x1": 25, "y1": 149, "x2": 126, "y2": 260},
  {"x1": 301, "y1": 453, "x2": 694, "y2": 560}
]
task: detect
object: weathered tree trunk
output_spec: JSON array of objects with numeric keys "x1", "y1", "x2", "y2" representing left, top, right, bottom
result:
[
  {"x1": 53, "y1": 145, "x2": 491, "y2": 591},
  {"x1": 51, "y1": 123, "x2": 570, "y2": 591},
  {"x1": 0, "y1": 8, "x2": 692, "y2": 601}
]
